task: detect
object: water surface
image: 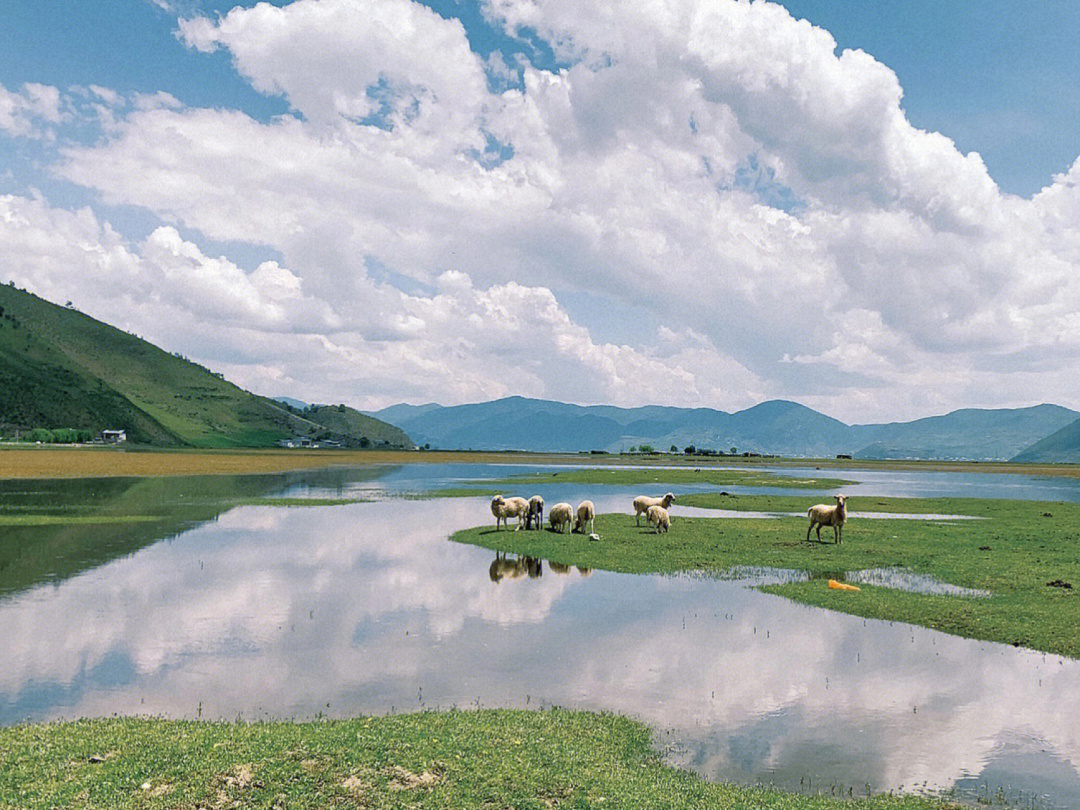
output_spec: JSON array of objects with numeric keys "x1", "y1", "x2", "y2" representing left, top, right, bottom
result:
[{"x1": 3, "y1": 463, "x2": 1080, "y2": 808}]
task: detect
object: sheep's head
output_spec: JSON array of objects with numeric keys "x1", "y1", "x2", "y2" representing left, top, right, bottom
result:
[
  {"x1": 834, "y1": 494, "x2": 847, "y2": 507},
  {"x1": 662, "y1": 492, "x2": 676, "y2": 506}
]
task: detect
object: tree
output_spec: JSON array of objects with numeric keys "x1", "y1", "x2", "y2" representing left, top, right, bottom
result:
[
  {"x1": 670, "y1": 445, "x2": 678, "y2": 453},
  {"x1": 684, "y1": 445, "x2": 696, "y2": 455},
  {"x1": 730, "y1": 447, "x2": 737, "y2": 455},
  {"x1": 639, "y1": 444, "x2": 655, "y2": 454}
]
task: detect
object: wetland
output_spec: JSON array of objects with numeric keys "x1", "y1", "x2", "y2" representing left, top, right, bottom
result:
[{"x1": 3, "y1": 459, "x2": 1080, "y2": 808}]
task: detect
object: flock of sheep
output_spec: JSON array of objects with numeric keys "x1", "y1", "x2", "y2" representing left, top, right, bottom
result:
[
  {"x1": 490, "y1": 491, "x2": 676, "y2": 536},
  {"x1": 490, "y1": 491, "x2": 850, "y2": 543}
]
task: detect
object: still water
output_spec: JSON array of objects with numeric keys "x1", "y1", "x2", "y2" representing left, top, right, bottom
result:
[{"x1": 3, "y1": 463, "x2": 1080, "y2": 808}]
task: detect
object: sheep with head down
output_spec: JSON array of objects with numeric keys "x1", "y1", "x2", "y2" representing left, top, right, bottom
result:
[
  {"x1": 548, "y1": 502, "x2": 574, "y2": 533},
  {"x1": 574, "y1": 500, "x2": 595, "y2": 535},
  {"x1": 646, "y1": 504, "x2": 670, "y2": 533},
  {"x1": 491, "y1": 494, "x2": 530, "y2": 531},
  {"x1": 633, "y1": 492, "x2": 675, "y2": 525},
  {"x1": 525, "y1": 495, "x2": 545, "y2": 530}
]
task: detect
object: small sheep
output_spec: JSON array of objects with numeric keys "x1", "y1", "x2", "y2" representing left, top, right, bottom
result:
[
  {"x1": 548, "y1": 502, "x2": 574, "y2": 533},
  {"x1": 807, "y1": 494, "x2": 848, "y2": 543},
  {"x1": 646, "y1": 504, "x2": 670, "y2": 533},
  {"x1": 525, "y1": 495, "x2": 545, "y2": 530},
  {"x1": 491, "y1": 494, "x2": 530, "y2": 531},
  {"x1": 634, "y1": 492, "x2": 675, "y2": 525},
  {"x1": 574, "y1": 500, "x2": 595, "y2": 534}
]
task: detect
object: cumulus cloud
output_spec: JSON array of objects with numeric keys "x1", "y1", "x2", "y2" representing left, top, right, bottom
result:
[
  {"x1": 0, "y1": 82, "x2": 62, "y2": 138},
  {"x1": 4, "y1": 0, "x2": 1078, "y2": 419}
]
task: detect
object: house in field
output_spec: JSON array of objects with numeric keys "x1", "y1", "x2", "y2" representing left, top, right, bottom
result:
[{"x1": 101, "y1": 429, "x2": 127, "y2": 444}]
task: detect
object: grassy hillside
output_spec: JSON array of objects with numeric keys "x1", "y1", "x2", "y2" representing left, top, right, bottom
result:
[
  {"x1": 286, "y1": 403, "x2": 412, "y2": 448},
  {"x1": 0, "y1": 285, "x2": 410, "y2": 448},
  {"x1": 1012, "y1": 416, "x2": 1080, "y2": 462}
]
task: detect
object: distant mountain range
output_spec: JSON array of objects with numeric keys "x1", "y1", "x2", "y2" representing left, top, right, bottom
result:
[
  {"x1": 370, "y1": 396, "x2": 1080, "y2": 462},
  {"x1": 0, "y1": 284, "x2": 411, "y2": 449}
]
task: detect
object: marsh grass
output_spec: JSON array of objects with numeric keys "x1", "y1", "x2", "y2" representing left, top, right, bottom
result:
[
  {"x1": 451, "y1": 494, "x2": 1080, "y2": 658},
  {"x1": 479, "y1": 466, "x2": 852, "y2": 490},
  {"x1": 0, "y1": 710, "x2": 954, "y2": 810}
]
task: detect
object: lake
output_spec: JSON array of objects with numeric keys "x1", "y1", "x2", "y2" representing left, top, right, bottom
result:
[{"x1": 3, "y1": 462, "x2": 1080, "y2": 808}]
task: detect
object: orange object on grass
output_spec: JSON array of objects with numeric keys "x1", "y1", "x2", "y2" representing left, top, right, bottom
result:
[{"x1": 828, "y1": 579, "x2": 860, "y2": 591}]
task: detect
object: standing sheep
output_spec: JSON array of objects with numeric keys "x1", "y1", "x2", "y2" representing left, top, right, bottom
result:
[
  {"x1": 633, "y1": 492, "x2": 675, "y2": 525},
  {"x1": 646, "y1": 505, "x2": 670, "y2": 533},
  {"x1": 548, "y1": 502, "x2": 574, "y2": 533},
  {"x1": 807, "y1": 494, "x2": 848, "y2": 543},
  {"x1": 491, "y1": 494, "x2": 530, "y2": 531},
  {"x1": 526, "y1": 495, "x2": 545, "y2": 530},
  {"x1": 574, "y1": 500, "x2": 595, "y2": 534}
]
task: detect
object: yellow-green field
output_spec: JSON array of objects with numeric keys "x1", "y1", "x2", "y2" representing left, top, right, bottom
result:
[{"x1": 5, "y1": 445, "x2": 1080, "y2": 481}]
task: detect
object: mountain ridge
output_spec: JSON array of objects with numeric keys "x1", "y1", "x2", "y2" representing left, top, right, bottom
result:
[{"x1": 371, "y1": 397, "x2": 1080, "y2": 461}]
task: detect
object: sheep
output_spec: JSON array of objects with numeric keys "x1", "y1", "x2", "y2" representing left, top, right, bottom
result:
[
  {"x1": 525, "y1": 495, "x2": 545, "y2": 530},
  {"x1": 646, "y1": 504, "x2": 670, "y2": 533},
  {"x1": 491, "y1": 494, "x2": 530, "y2": 531},
  {"x1": 574, "y1": 500, "x2": 595, "y2": 534},
  {"x1": 634, "y1": 492, "x2": 675, "y2": 525},
  {"x1": 548, "y1": 502, "x2": 574, "y2": 533},
  {"x1": 807, "y1": 494, "x2": 848, "y2": 544}
]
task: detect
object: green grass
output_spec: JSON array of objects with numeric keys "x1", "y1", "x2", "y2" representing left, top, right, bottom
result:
[
  {"x1": 450, "y1": 494, "x2": 1080, "y2": 658},
  {"x1": 0, "y1": 514, "x2": 160, "y2": 526},
  {"x1": 0, "y1": 285, "x2": 411, "y2": 448},
  {"x1": 0, "y1": 710, "x2": 954, "y2": 810},
  {"x1": 474, "y1": 466, "x2": 852, "y2": 490}
]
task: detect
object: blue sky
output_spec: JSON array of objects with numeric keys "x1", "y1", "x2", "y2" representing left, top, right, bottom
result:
[{"x1": 2, "y1": 0, "x2": 1080, "y2": 420}]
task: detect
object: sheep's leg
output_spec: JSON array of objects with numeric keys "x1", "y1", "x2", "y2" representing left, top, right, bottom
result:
[
  {"x1": 806, "y1": 522, "x2": 813, "y2": 542},
  {"x1": 836, "y1": 524, "x2": 842, "y2": 544},
  {"x1": 815, "y1": 524, "x2": 822, "y2": 542}
]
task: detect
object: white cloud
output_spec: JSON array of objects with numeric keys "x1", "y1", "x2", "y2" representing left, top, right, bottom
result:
[
  {"x1": 5, "y1": 0, "x2": 1079, "y2": 420},
  {"x1": 0, "y1": 82, "x2": 62, "y2": 138}
]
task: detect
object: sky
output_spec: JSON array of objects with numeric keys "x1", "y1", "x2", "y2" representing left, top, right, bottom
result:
[{"x1": 2, "y1": 0, "x2": 1079, "y2": 423}]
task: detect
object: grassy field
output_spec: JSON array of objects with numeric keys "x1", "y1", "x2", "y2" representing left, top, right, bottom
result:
[
  {"x1": 10, "y1": 444, "x2": 1080, "y2": 482},
  {"x1": 0, "y1": 710, "x2": 955, "y2": 810},
  {"x1": 451, "y1": 493, "x2": 1080, "y2": 658},
  {"x1": 473, "y1": 466, "x2": 852, "y2": 490}
]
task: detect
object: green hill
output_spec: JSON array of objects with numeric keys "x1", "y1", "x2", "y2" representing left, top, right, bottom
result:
[
  {"x1": 0, "y1": 284, "x2": 411, "y2": 449},
  {"x1": 1011, "y1": 416, "x2": 1080, "y2": 463}
]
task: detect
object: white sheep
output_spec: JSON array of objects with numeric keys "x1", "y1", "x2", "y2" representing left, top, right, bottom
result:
[
  {"x1": 526, "y1": 495, "x2": 545, "y2": 530},
  {"x1": 807, "y1": 494, "x2": 848, "y2": 544},
  {"x1": 491, "y1": 494, "x2": 530, "y2": 531},
  {"x1": 548, "y1": 502, "x2": 574, "y2": 533},
  {"x1": 634, "y1": 492, "x2": 675, "y2": 525},
  {"x1": 646, "y1": 504, "x2": 670, "y2": 533},
  {"x1": 574, "y1": 500, "x2": 595, "y2": 534}
]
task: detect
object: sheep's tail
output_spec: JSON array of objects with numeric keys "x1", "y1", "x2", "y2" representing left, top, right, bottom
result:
[{"x1": 806, "y1": 508, "x2": 813, "y2": 519}]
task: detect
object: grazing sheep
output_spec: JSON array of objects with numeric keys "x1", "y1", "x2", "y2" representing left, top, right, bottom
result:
[
  {"x1": 633, "y1": 492, "x2": 675, "y2": 525},
  {"x1": 491, "y1": 494, "x2": 530, "y2": 531},
  {"x1": 574, "y1": 500, "x2": 595, "y2": 534},
  {"x1": 525, "y1": 495, "x2": 545, "y2": 530},
  {"x1": 807, "y1": 494, "x2": 848, "y2": 543},
  {"x1": 549, "y1": 502, "x2": 574, "y2": 533},
  {"x1": 646, "y1": 504, "x2": 670, "y2": 533}
]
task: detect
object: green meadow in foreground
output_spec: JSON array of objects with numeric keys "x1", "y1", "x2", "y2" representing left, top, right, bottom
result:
[
  {"x1": 475, "y1": 466, "x2": 852, "y2": 490},
  {"x1": 0, "y1": 710, "x2": 954, "y2": 810},
  {"x1": 451, "y1": 493, "x2": 1080, "y2": 658}
]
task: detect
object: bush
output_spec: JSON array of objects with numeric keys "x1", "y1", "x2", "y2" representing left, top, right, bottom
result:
[{"x1": 29, "y1": 428, "x2": 55, "y2": 443}]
